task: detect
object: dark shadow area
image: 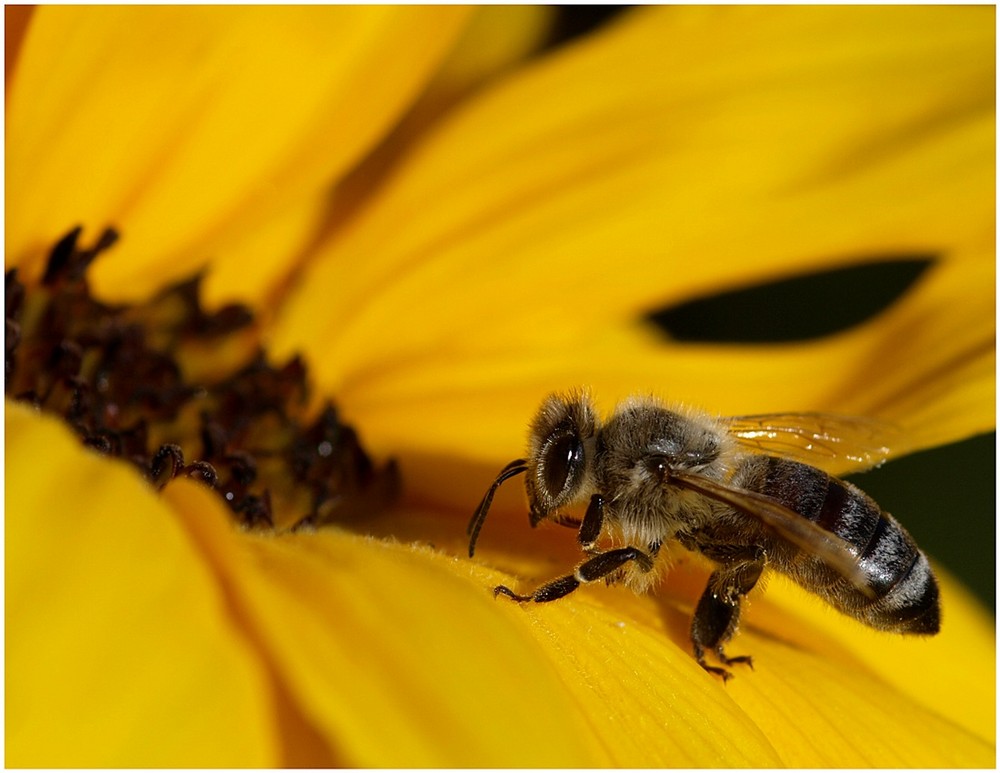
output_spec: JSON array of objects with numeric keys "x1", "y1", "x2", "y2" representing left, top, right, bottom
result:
[
  {"x1": 545, "y1": 6, "x2": 632, "y2": 50},
  {"x1": 646, "y1": 258, "x2": 934, "y2": 343}
]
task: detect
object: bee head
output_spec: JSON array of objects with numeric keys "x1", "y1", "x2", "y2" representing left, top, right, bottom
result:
[
  {"x1": 466, "y1": 391, "x2": 598, "y2": 558},
  {"x1": 525, "y1": 392, "x2": 598, "y2": 526}
]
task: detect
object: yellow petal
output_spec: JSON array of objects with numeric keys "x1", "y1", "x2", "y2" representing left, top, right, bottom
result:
[
  {"x1": 200, "y1": 189, "x2": 332, "y2": 314},
  {"x1": 324, "y1": 253, "x2": 991, "y2": 514},
  {"x1": 429, "y1": 5, "x2": 555, "y2": 103},
  {"x1": 327, "y1": 506, "x2": 995, "y2": 766},
  {"x1": 760, "y1": 566, "x2": 995, "y2": 745},
  {"x1": 816, "y1": 255, "x2": 995, "y2": 449},
  {"x1": 7, "y1": 6, "x2": 469, "y2": 303},
  {"x1": 273, "y1": 5, "x2": 992, "y2": 388},
  {"x1": 8, "y1": 400, "x2": 991, "y2": 765},
  {"x1": 5, "y1": 401, "x2": 277, "y2": 767},
  {"x1": 4, "y1": 6, "x2": 33, "y2": 89},
  {"x1": 162, "y1": 481, "x2": 607, "y2": 766},
  {"x1": 198, "y1": 6, "x2": 553, "y2": 315}
]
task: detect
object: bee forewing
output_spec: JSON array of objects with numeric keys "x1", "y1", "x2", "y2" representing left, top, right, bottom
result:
[
  {"x1": 725, "y1": 413, "x2": 899, "y2": 476},
  {"x1": 672, "y1": 471, "x2": 874, "y2": 596}
]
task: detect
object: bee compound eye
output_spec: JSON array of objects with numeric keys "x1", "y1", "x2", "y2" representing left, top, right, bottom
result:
[{"x1": 542, "y1": 432, "x2": 584, "y2": 501}]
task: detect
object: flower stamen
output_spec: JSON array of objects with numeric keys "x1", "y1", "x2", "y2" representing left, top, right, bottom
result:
[{"x1": 6, "y1": 228, "x2": 399, "y2": 530}]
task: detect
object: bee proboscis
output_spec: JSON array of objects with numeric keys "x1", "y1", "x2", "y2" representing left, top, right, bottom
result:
[{"x1": 467, "y1": 392, "x2": 939, "y2": 680}]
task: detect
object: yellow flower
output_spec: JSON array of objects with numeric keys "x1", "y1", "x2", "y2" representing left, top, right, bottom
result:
[{"x1": 6, "y1": 5, "x2": 994, "y2": 767}]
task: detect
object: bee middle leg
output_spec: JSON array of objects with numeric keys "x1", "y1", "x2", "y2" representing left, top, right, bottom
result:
[
  {"x1": 688, "y1": 548, "x2": 765, "y2": 681},
  {"x1": 494, "y1": 544, "x2": 654, "y2": 604}
]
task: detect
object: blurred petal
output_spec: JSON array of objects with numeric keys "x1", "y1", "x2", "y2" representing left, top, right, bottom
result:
[
  {"x1": 818, "y1": 254, "x2": 994, "y2": 449},
  {"x1": 326, "y1": 253, "x2": 992, "y2": 512},
  {"x1": 431, "y1": 5, "x2": 555, "y2": 103},
  {"x1": 6, "y1": 6, "x2": 469, "y2": 302},
  {"x1": 201, "y1": 190, "x2": 331, "y2": 313},
  {"x1": 163, "y1": 481, "x2": 608, "y2": 767},
  {"x1": 198, "y1": 7, "x2": 553, "y2": 313},
  {"x1": 274, "y1": 5, "x2": 992, "y2": 387},
  {"x1": 262, "y1": 8, "x2": 995, "y2": 506},
  {"x1": 3, "y1": 5, "x2": 33, "y2": 92},
  {"x1": 5, "y1": 401, "x2": 277, "y2": 767}
]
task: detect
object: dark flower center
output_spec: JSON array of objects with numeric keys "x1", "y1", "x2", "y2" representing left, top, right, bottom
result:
[{"x1": 5, "y1": 227, "x2": 399, "y2": 530}]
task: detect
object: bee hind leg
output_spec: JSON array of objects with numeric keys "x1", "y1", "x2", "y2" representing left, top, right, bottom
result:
[{"x1": 689, "y1": 556, "x2": 764, "y2": 681}]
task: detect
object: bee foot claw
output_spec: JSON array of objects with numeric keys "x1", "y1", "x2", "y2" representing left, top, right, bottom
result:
[
  {"x1": 699, "y1": 662, "x2": 734, "y2": 682},
  {"x1": 719, "y1": 653, "x2": 754, "y2": 670},
  {"x1": 493, "y1": 585, "x2": 531, "y2": 602}
]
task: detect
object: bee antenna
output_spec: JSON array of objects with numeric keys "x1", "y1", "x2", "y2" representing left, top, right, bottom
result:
[{"x1": 467, "y1": 458, "x2": 528, "y2": 557}]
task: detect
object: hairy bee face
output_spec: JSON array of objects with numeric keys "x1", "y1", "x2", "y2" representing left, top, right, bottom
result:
[{"x1": 525, "y1": 393, "x2": 598, "y2": 525}]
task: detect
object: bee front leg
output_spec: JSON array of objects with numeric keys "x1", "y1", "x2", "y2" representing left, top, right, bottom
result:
[
  {"x1": 689, "y1": 552, "x2": 765, "y2": 682},
  {"x1": 494, "y1": 544, "x2": 654, "y2": 604}
]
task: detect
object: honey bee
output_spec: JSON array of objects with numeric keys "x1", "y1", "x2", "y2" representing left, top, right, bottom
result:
[{"x1": 467, "y1": 392, "x2": 939, "y2": 680}]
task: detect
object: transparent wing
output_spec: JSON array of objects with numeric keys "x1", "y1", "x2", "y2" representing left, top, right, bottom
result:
[
  {"x1": 725, "y1": 413, "x2": 900, "y2": 476},
  {"x1": 672, "y1": 471, "x2": 873, "y2": 595}
]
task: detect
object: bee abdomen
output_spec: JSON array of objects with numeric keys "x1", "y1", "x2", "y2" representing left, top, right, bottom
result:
[
  {"x1": 854, "y1": 516, "x2": 940, "y2": 633},
  {"x1": 757, "y1": 457, "x2": 939, "y2": 634},
  {"x1": 758, "y1": 457, "x2": 879, "y2": 545}
]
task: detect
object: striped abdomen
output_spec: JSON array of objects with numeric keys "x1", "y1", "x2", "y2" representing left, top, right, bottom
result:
[{"x1": 743, "y1": 456, "x2": 939, "y2": 634}]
